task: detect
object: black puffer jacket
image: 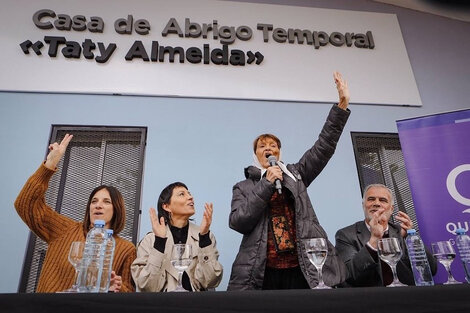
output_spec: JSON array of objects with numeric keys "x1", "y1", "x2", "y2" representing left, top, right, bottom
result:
[{"x1": 228, "y1": 105, "x2": 350, "y2": 290}]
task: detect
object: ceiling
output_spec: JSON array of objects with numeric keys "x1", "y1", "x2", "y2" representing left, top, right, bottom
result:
[{"x1": 373, "y1": 0, "x2": 470, "y2": 22}]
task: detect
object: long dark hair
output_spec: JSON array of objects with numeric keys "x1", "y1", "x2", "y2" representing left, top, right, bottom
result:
[
  {"x1": 82, "y1": 185, "x2": 126, "y2": 234},
  {"x1": 157, "y1": 182, "x2": 188, "y2": 225}
]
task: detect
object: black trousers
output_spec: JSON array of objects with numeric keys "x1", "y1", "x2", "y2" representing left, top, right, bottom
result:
[{"x1": 262, "y1": 266, "x2": 310, "y2": 290}]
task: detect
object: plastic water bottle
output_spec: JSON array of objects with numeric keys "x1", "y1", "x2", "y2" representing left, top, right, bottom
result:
[
  {"x1": 99, "y1": 229, "x2": 115, "y2": 292},
  {"x1": 455, "y1": 228, "x2": 470, "y2": 283},
  {"x1": 405, "y1": 229, "x2": 434, "y2": 286},
  {"x1": 78, "y1": 220, "x2": 107, "y2": 292}
]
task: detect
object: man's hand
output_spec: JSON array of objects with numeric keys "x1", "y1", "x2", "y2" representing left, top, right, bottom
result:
[
  {"x1": 395, "y1": 211, "x2": 413, "y2": 238},
  {"x1": 368, "y1": 208, "x2": 387, "y2": 249}
]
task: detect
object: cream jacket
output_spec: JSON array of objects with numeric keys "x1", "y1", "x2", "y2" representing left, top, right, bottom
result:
[{"x1": 131, "y1": 222, "x2": 223, "y2": 292}]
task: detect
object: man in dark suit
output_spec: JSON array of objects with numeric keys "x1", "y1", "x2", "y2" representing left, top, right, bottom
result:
[{"x1": 335, "y1": 184, "x2": 437, "y2": 287}]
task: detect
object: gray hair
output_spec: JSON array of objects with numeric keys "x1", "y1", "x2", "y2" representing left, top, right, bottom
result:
[{"x1": 362, "y1": 184, "x2": 394, "y2": 206}]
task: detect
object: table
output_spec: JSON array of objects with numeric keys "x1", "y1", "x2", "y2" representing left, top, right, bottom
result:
[{"x1": 1, "y1": 284, "x2": 469, "y2": 313}]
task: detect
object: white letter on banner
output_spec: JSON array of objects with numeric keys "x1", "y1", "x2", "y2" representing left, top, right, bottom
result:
[{"x1": 446, "y1": 164, "x2": 470, "y2": 209}]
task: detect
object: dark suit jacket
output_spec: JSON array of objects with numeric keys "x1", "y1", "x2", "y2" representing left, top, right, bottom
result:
[{"x1": 335, "y1": 221, "x2": 437, "y2": 287}]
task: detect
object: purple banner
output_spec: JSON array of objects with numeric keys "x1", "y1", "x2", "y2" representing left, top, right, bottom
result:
[{"x1": 397, "y1": 109, "x2": 470, "y2": 284}]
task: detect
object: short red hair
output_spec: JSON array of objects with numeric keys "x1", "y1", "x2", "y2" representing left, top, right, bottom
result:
[{"x1": 253, "y1": 134, "x2": 281, "y2": 153}]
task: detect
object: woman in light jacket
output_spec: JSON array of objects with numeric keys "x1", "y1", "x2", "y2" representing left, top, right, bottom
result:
[{"x1": 131, "y1": 182, "x2": 223, "y2": 292}]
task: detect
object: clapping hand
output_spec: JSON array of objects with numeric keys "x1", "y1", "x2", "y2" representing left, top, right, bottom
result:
[
  {"x1": 150, "y1": 207, "x2": 167, "y2": 238},
  {"x1": 45, "y1": 133, "x2": 73, "y2": 170},
  {"x1": 368, "y1": 208, "x2": 388, "y2": 249},
  {"x1": 199, "y1": 203, "x2": 213, "y2": 236},
  {"x1": 395, "y1": 211, "x2": 413, "y2": 238}
]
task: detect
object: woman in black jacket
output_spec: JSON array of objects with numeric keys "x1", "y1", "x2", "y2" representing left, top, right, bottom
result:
[{"x1": 228, "y1": 72, "x2": 350, "y2": 290}]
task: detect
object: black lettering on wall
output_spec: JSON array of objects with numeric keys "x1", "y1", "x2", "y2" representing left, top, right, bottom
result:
[
  {"x1": 162, "y1": 18, "x2": 184, "y2": 37},
  {"x1": 33, "y1": 9, "x2": 55, "y2": 29},
  {"x1": 125, "y1": 40, "x2": 149, "y2": 61}
]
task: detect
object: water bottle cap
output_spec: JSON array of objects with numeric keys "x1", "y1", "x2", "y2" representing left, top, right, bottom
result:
[
  {"x1": 106, "y1": 229, "x2": 114, "y2": 235},
  {"x1": 94, "y1": 220, "x2": 105, "y2": 227},
  {"x1": 456, "y1": 228, "x2": 467, "y2": 235},
  {"x1": 407, "y1": 229, "x2": 417, "y2": 235}
]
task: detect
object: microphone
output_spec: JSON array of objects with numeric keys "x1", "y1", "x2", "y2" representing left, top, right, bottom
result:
[{"x1": 267, "y1": 155, "x2": 282, "y2": 195}]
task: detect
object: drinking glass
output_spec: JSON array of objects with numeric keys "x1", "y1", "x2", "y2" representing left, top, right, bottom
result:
[
  {"x1": 65, "y1": 241, "x2": 85, "y2": 292},
  {"x1": 303, "y1": 238, "x2": 331, "y2": 289},
  {"x1": 431, "y1": 240, "x2": 461, "y2": 285},
  {"x1": 377, "y1": 237, "x2": 407, "y2": 287},
  {"x1": 170, "y1": 244, "x2": 192, "y2": 292}
]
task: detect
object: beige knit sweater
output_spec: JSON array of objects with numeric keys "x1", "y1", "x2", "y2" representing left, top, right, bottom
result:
[{"x1": 15, "y1": 164, "x2": 136, "y2": 293}]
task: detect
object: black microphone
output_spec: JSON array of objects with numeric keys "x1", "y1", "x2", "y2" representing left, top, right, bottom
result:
[{"x1": 267, "y1": 155, "x2": 282, "y2": 195}]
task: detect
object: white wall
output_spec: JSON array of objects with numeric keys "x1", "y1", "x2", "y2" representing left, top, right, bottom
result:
[
  {"x1": 1, "y1": 0, "x2": 469, "y2": 292},
  {"x1": 0, "y1": 0, "x2": 422, "y2": 106}
]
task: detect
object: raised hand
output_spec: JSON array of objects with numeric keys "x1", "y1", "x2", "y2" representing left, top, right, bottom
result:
[
  {"x1": 199, "y1": 203, "x2": 213, "y2": 236},
  {"x1": 333, "y1": 71, "x2": 350, "y2": 110},
  {"x1": 45, "y1": 133, "x2": 73, "y2": 170},
  {"x1": 150, "y1": 207, "x2": 167, "y2": 238},
  {"x1": 395, "y1": 211, "x2": 413, "y2": 238}
]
